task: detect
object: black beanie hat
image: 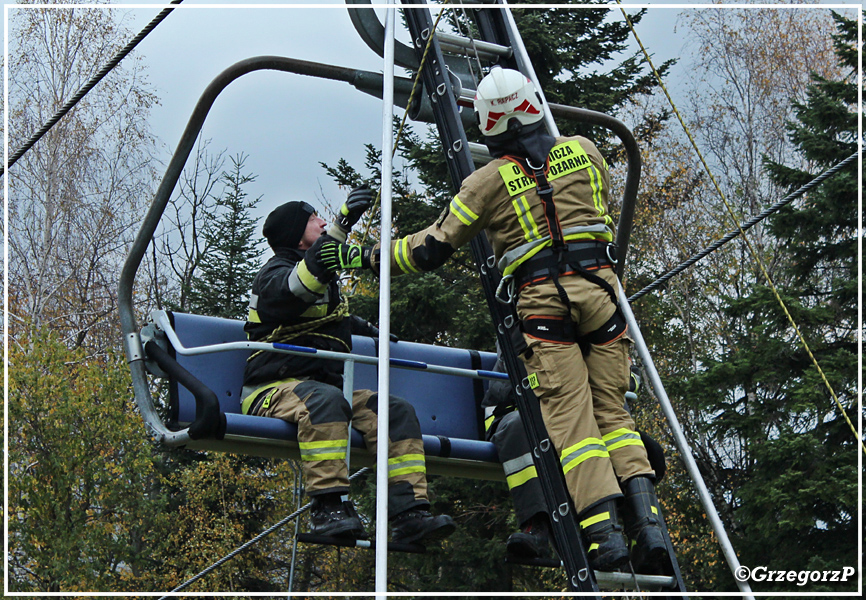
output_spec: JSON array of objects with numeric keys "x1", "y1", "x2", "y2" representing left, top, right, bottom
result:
[{"x1": 262, "y1": 201, "x2": 315, "y2": 249}]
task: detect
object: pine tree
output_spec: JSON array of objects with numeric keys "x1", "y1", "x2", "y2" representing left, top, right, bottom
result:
[
  {"x1": 676, "y1": 12, "x2": 859, "y2": 592},
  {"x1": 188, "y1": 153, "x2": 264, "y2": 319}
]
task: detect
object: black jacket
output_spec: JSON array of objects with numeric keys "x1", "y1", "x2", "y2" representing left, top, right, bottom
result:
[{"x1": 243, "y1": 247, "x2": 351, "y2": 388}]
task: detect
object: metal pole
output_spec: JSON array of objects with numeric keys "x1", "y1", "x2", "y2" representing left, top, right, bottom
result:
[
  {"x1": 618, "y1": 285, "x2": 755, "y2": 598},
  {"x1": 375, "y1": 1, "x2": 396, "y2": 594},
  {"x1": 287, "y1": 466, "x2": 302, "y2": 593},
  {"x1": 343, "y1": 359, "x2": 355, "y2": 492}
]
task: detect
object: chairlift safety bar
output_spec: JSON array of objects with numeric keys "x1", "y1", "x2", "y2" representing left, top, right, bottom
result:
[{"x1": 149, "y1": 310, "x2": 509, "y2": 383}]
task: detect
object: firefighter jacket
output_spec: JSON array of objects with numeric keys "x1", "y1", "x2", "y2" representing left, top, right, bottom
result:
[
  {"x1": 380, "y1": 135, "x2": 614, "y2": 278},
  {"x1": 243, "y1": 247, "x2": 352, "y2": 389}
]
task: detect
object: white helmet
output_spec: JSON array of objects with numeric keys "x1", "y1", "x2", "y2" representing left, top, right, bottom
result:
[{"x1": 473, "y1": 67, "x2": 544, "y2": 137}]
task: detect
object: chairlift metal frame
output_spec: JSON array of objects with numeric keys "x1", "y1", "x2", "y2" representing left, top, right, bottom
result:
[{"x1": 116, "y1": 1, "x2": 752, "y2": 595}]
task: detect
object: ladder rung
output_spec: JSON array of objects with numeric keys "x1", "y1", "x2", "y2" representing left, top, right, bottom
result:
[
  {"x1": 595, "y1": 570, "x2": 677, "y2": 590},
  {"x1": 506, "y1": 556, "x2": 676, "y2": 590},
  {"x1": 435, "y1": 31, "x2": 512, "y2": 60},
  {"x1": 296, "y1": 533, "x2": 426, "y2": 554},
  {"x1": 469, "y1": 141, "x2": 492, "y2": 165}
]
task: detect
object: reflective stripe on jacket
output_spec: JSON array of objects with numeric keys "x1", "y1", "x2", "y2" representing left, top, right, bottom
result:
[{"x1": 384, "y1": 135, "x2": 614, "y2": 276}]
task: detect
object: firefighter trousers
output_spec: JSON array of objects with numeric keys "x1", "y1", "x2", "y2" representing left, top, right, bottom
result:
[
  {"x1": 487, "y1": 409, "x2": 547, "y2": 525},
  {"x1": 245, "y1": 379, "x2": 428, "y2": 516},
  {"x1": 515, "y1": 269, "x2": 654, "y2": 514}
]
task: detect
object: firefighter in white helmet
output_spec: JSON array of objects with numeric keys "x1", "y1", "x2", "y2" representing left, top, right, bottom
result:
[{"x1": 308, "y1": 66, "x2": 666, "y2": 572}]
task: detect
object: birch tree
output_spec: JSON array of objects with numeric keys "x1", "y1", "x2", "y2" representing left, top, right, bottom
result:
[{"x1": 6, "y1": 1, "x2": 158, "y2": 351}]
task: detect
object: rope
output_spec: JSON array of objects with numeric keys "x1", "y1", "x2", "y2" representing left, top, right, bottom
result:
[
  {"x1": 629, "y1": 150, "x2": 860, "y2": 301},
  {"x1": 247, "y1": 297, "x2": 350, "y2": 361},
  {"x1": 159, "y1": 467, "x2": 371, "y2": 597},
  {"x1": 358, "y1": 0, "x2": 452, "y2": 247},
  {"x1": 617, "y1": 3, "x2": 864, "y2": 454},
  {"x1": 1, "y1": 0, "x2": 184, "y2": 177}
]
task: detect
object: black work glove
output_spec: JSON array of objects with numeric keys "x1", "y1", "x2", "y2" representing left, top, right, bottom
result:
[
  {"x1": 304, "y1": 235, "x2": 343, "y2": 283},
  {"x1": 349, "y1": 315, "x2": 399, "y2": 342},
  {"x1": 336, "y1": 186, "x2": 374, "y2": 231},
  {"x1": 319, "y1": 238, "x2": 375, "y2": 273}
]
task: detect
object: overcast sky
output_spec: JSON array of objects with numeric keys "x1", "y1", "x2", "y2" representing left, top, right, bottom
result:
[
  {"x1": 8, "y1": 1, "x2": 860, "y2": 234},
  {"x1": 112, "y1": 0, "x2": 701, "y2": 224}
]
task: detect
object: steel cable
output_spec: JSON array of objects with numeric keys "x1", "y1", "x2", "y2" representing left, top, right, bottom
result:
[
  {"x1": 1, "y1": 0, "x2": 184, "y2": 177},
  {"x1": 628, "y1": 150, "x2": 860, "y2": 302},
  {"x1": 159, "y1": 466, "x2": 371, "y2": 596},
  {"x1": 617, "y1": 2, "x2": 864, "y2": 454}
]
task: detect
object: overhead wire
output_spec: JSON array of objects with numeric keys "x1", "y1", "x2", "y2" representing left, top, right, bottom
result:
[
  {"x1": 628, "y1": 149, "x2": 860, "y2": 302},
  {"x1": 616, "y1": 2, "x2": 864, "y2": 454},
  {"x1": 1, "y1": 0, "x2": 184, "y2": 178}
]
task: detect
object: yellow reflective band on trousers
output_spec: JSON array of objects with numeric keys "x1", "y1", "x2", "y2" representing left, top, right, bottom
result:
[
  {"x1": 561, "y1": 437, "x2": 609, "y2": 475},
  {"x1": 506, "y1": 464, "x2": 538, "y2": 490},
  {"x1": 502, "y1": 452, "x2": 538, "y2": 490},
  {"x1": 449, "y1": 196, "x2": 479, "y2": 226},
  {"x1": 602, "y1": 428, "x2": 645, "y2": 453},
  {"x1": 395, "y1": 237, "x2": 419, "y2": 274},
  {"x1": 388, "y1": 453, "x2": 426, "y2": 477},
  {"x1": 299, "y1": 439, "x2": 348, "y2": 461},
  {"x1": 579, "y1": 511, "x2": 611, "y2": 529},
  {"x1": 512, "y1": 195, "x2": 542, "y2": 242},
  {"x1": 248, "y1": 308, "x2": 261, "y2": 323}
]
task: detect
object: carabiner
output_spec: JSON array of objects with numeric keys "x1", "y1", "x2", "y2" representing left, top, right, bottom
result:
[
  {"x1": 495, "y1": 274, "x2": 515, "y2": 305},
  {"x1": 605, "y1": 243, "x2": 619, "y2": 265}
]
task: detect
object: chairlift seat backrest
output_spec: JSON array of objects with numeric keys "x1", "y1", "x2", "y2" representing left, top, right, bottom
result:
[{"x1": 166, "y1": 311, "x2": 501, "y2": 475}]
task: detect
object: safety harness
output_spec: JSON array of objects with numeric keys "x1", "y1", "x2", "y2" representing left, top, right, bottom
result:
[{"x1": 502, "y1": 154, "x2": 626, "y2": 353}]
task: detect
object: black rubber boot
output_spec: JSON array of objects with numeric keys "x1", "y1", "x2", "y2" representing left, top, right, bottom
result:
[
  {"x1": 623, "y1": 476, "x2": 667, "y2": 572},
  {"x1": 578, "y1": 499, "x2": 629, "y2": 571},
  {"x1": 309, "y1": 494, "x2": 368, "y2": 539},
  {"x1": 390, "y1": 508, "x2": 456, "y2": 545},
  {"x1": 506, "y1": 513, "x2": 552, "y2": 559}
]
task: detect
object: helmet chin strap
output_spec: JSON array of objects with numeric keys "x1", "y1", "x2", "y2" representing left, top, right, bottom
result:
[{"x1": 484, "y1": 121, "x2": 556, "y2": 166}]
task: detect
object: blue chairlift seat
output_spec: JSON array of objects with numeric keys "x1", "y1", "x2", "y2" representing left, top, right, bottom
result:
[{"x1": 167, "y1": 311, "x2": 503, "y2": 481}]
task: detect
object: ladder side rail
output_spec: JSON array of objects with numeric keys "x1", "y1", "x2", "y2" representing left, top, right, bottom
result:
[{"x1": 400, "y1": 1, "x2": 599, "y2": 593}]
